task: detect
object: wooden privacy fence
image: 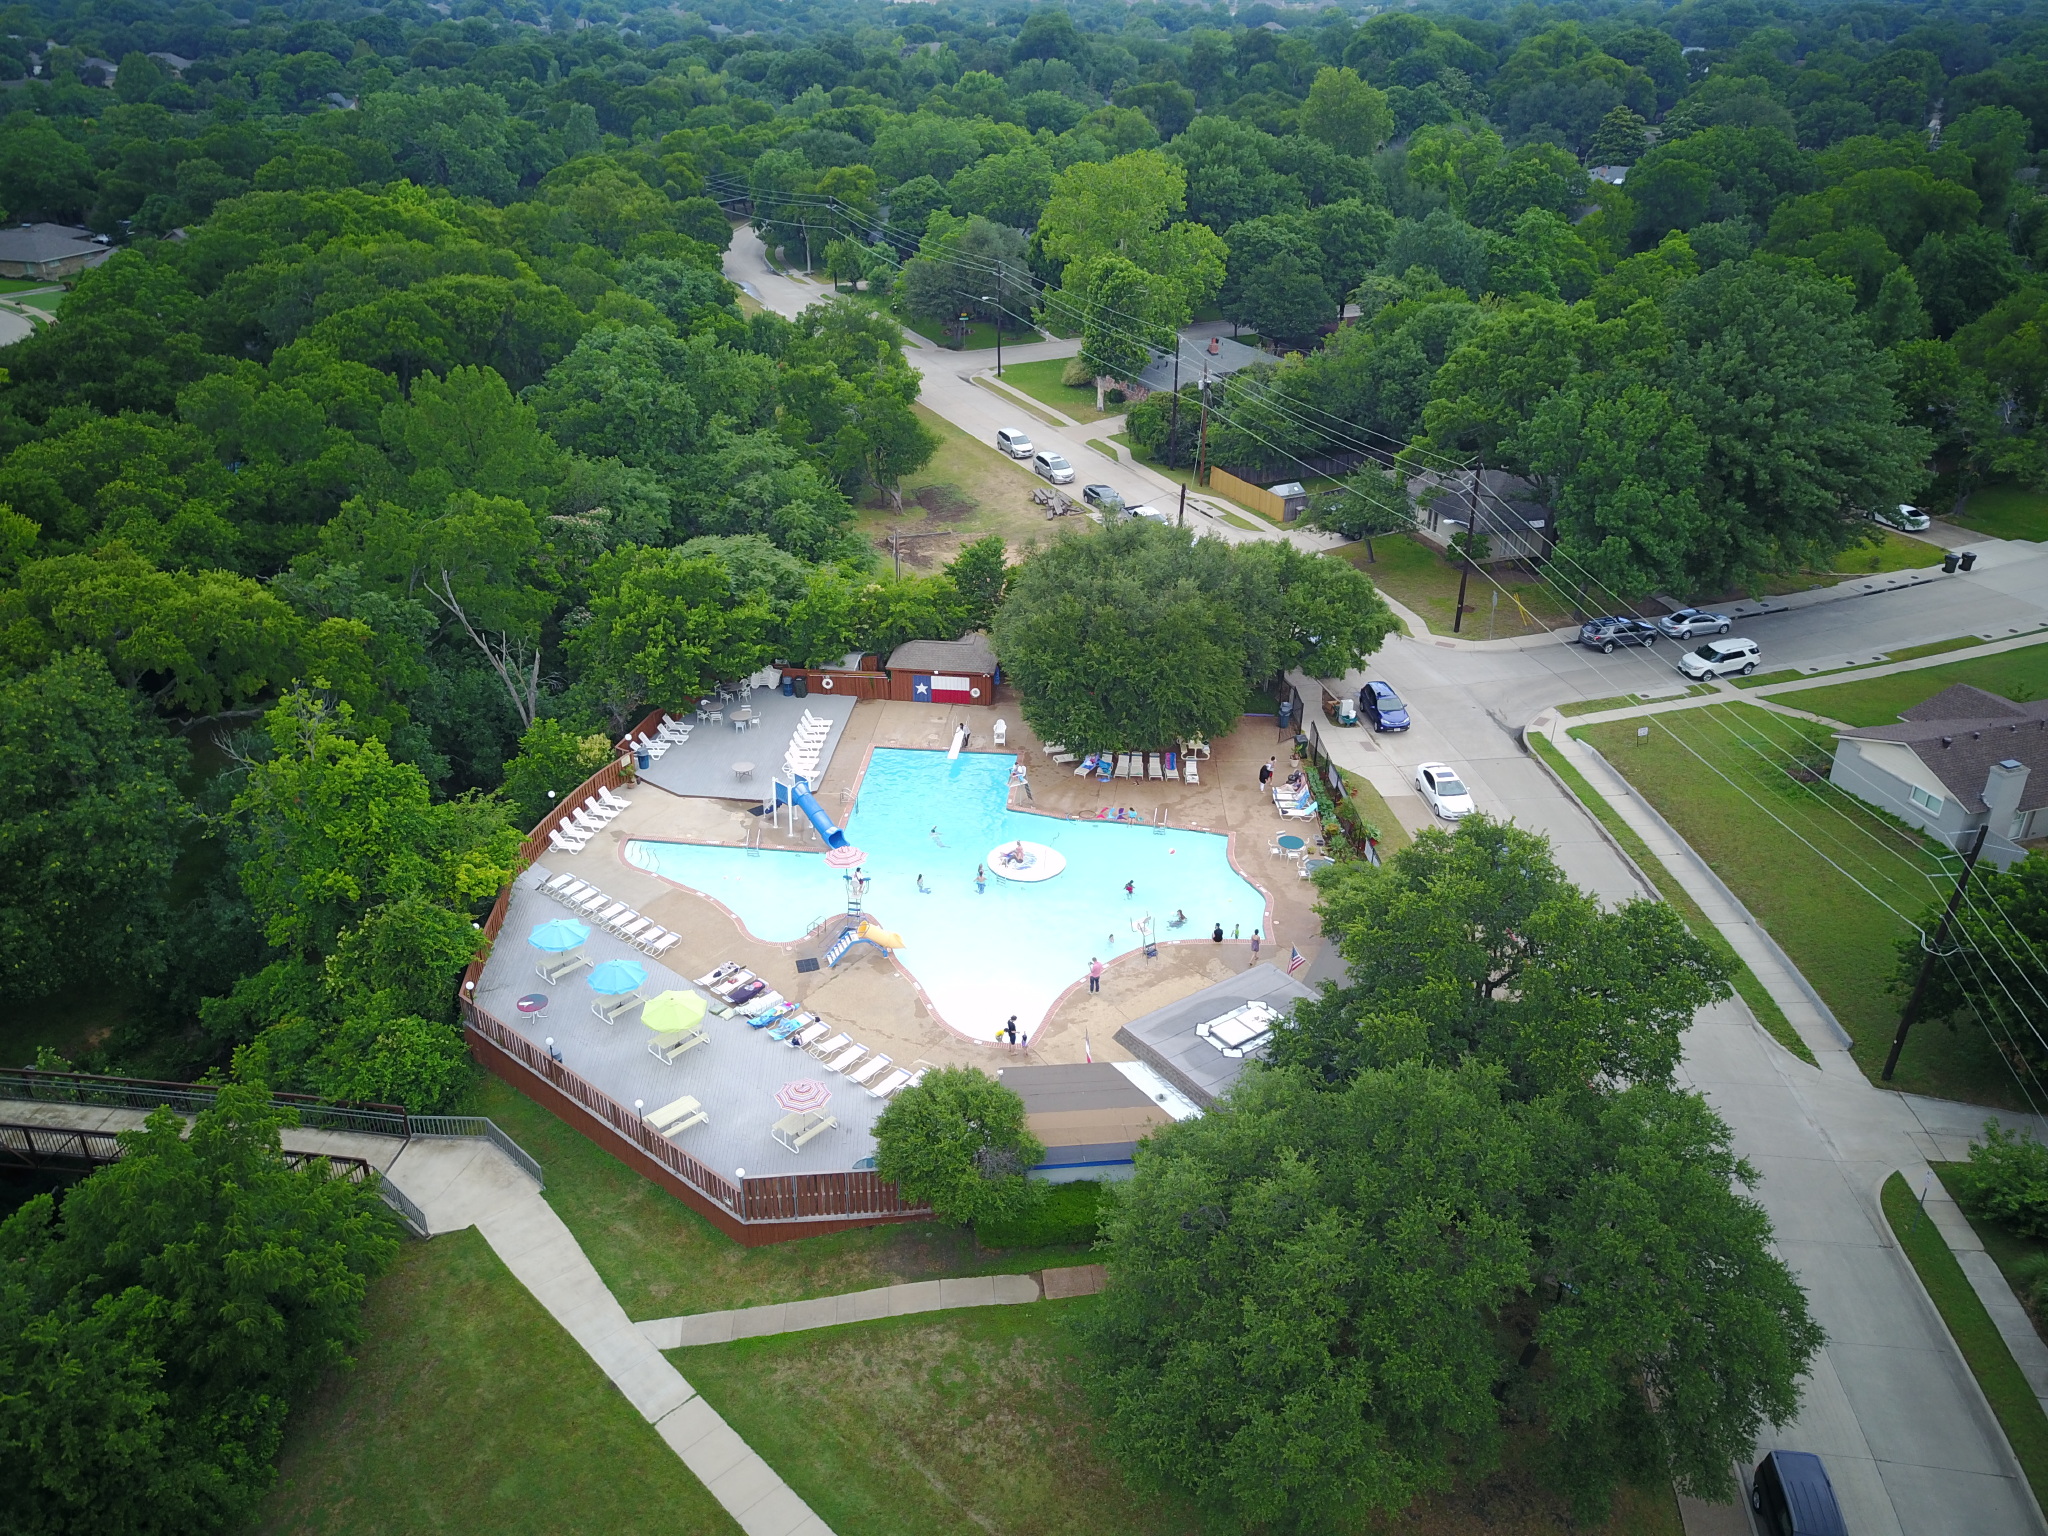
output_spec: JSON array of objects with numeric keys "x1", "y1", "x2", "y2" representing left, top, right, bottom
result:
[
  {"x1": 778, "y1": 667, "x2": 893, "y2": 700},
  {"x1": 1209, "y1": 468, "x2": 1294, "y2": 522},
  {"x1": 463, "y1": 1001, "x2": 928, "y2": 1245}
]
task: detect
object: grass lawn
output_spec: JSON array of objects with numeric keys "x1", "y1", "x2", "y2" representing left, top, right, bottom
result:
[
  {"x1": 1882, "y1": 1172, "x2": 2048, "y2": 1512},
  {"x1": 1529, "y1": 733, "x2": 1814, "y2": 1066},
  {"x1": 1764, "y1": 640, "x2": 2048, "y2": 727},
  {"x1": 1934, "y1": 1162, "x2": 2048, "y2": 1348},
  {"x1": 1741, "y1": 528, "x2": 1947, "y2": 596},
  {"x1": 1736, "y1": 635, "x2": 1992, "y2": 690},
  {"x1": 680, "y1": 1301, "x2": 1682, "y2": 1536},
  {"x1": 1337, "y1": 767, "x2": 1412, "y2": 855},
  {"x1": 1955, "y1": 482, "x2": 2048, "y2": 543},
  {"x1": 851, "y1": 404, "x2": 1058, "y2": 571},
  {"x1": 1570, "y1": 705, "x2": 2024, "y2": 1103},
  {"x1": 255, "y1": 1228, "x2": 738, "y2": 1536},
  {"x1": 472, "y1": 1076, "x2": 1094, "y2": 1321},
  {"x1": 996, "y1": 356, "x2": 1117, "y2": 424},
  {"x1": 1332, "y1": 535, "x2": 1578, "y2": 639},
  {"x1": 0, "y1": 277, "x2": 61, "y2": 297}
]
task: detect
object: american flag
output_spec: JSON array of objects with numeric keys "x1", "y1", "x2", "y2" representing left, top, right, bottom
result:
[
  {"x1": 1287, "y1": 946, "x2": 1305, "y2": 974},
  {"x1": 1083, "y1": 1031, "x2": 1093, "y2": 1063}
]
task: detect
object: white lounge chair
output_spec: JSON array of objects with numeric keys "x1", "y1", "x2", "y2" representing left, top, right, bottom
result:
[
  {"x1": 573, "y1": 889, "x2": 609, "y2": 914},
  {"x1": 806, "y1": 1031, "x2": 851, "y2": 1061},
  {"x1": 646, "y1": 931, "x2": 681, "y2": 959},
  {"x1": 824, "y1": 1044, "x2": 865, "y2": 1074},
  {"x1": 993, "y1": 718, "x2": 1007, "y2": 745},
  {"x1": 616, "y1": 917, "x2": 651, "y2": 943},
  {"x1": 1113, "y1": 753, "x2": 1131, "y2": 779},
  {"x1": 866, "y1": 1067, "x2": 912, "y2": 1099},
  {"x1": 548, "y1": 828, "x2": 589, "y2": 855},
  {"x1": 1183, "y1": 756, "x2": 1200, "y2": 785},
  {"x1": 790, "y1": 1020, "x2": 831, "y2": 1050},
  {"x1": 847, "y1": 1053, "x2": 892, "y2": 1087},
  {"x1": 548, "y1": 879, "x2": 591, "y2": 906},
  {"x1": 1147, "y1": 754, "x2": 1164, "y2": 779},
  {"x1": 542, "y1": 871, "x2": 578, "y2": 893}
]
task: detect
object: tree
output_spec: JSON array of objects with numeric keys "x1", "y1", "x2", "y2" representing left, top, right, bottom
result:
[
  {"x1": 1893, "y1": 854, "x2": 2048, "y2": 1076},
  {"x1": 944, "y1": 535, "x2": 1010, "y2": 632},
  {"x1": 568, "y1": 546, "x2": 778, "y2": 729},
  {"x1": 822, "y1": 237, "x2": 866, "y2": 292},
  {"x1": 1237, "y1": 252, "x2": 1335, "y2": 347},
  {"x1": 0, "y1": 1084, "x2": 399, "y2": 1535},
  {"x1": 0, "y1": 653, "x2": 188, "y2": 1003},
  {"x1": 1588, "y1": 104, "x2": 1649, "y2": 165},
  {"x1": 1298, "y1": 66, "x2": 1394, "y2": 160},
  {"x1": 1078, "y1": 257, "x2": 1164, "y2": 407},
  {"x1": 847, "y1": 385, "x2": 940, "y2": 511},
  {"x1": 1310, "y1": 463, "x2": 1413, "y2": 558},
  {"x1": 1086, "y1": 819, "x2": 1816, "y2": 1531},
  {"x1": 872, "y1": 1066, "x2": 1043, "y2": 1225},
  {"x1": 499, "y1": 718, "x2": 617, "y2": 831},
  {"x1": 992, "y1": 519, "x2": 1392, "y2": 753}
]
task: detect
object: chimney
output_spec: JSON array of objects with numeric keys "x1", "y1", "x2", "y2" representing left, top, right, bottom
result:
[
  {"x1": 1207, "y1": 336, "x2": 1219, "y2": 355},
  {"x1": 1984, "y1": 758, "x2": 2029, "y2": 833}
]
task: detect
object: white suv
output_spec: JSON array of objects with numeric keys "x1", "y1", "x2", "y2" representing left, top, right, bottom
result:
[{"x1": 1677, "y1": 636, "x2": 1761, "y2": 679}]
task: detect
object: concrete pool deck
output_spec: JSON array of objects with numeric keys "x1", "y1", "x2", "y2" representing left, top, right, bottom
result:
[{"x1": 487, "y1": 697, "x2": 1331, "y2": 1150}]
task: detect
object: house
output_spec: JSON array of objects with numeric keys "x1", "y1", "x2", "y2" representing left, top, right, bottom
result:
[
  {"x1": 146, "y1": 51, "x2": 194, "y2": 74},
  {"x1": 884, "y1": 633, "x2": 999, "y2": 705},
  {"x1": 997, "y1": 1062, "x2": 1196, "y2": 1182},
  {"x1": 0, "y1": 223, "x2": 112, "y2": 280},
  {"x1": 1588, "y1": 165, "x2": 1630, "y2": 185},
  {"x1": 1129, "y1": 333, "x2": 1268, "y2": 401},
  {"x1": 1114, "y1": 964, "x2": 1317, "y2": 1108},
  {"x1": 1828, "y1": 683, "x2": 2048, "y2": 867}
]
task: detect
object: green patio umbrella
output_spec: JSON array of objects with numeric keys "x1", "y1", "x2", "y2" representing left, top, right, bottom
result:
[{"x1": 642, "y1": 989, "x2": 707, "y2": 1034}]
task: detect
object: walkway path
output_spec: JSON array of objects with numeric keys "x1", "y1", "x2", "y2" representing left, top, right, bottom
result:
[
  {"x1": 638, "y1": 1265, "x2": 1104, "y2": 1349},
  {"x1": 385, "y1": 1137, "x2": 833, "y2": 1536},
  {"x1": 1922, "y1": 1174, "x2": 2048, "y2": 1419}
]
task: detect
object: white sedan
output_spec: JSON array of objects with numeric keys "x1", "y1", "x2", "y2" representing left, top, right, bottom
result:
[{"x1": 1415, "y1": 762, "x2": 1476, "y2": 820}]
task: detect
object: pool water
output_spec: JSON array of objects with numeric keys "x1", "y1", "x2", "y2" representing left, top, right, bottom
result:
[{"x1": 625, "y1": 748, "x2": 1268, "y2": 1042}]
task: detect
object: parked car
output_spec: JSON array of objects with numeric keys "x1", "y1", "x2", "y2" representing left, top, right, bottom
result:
[
  {"x1": 995, "y1": 427, "x2": 1034, "y2": 459},
  {"x1": 1359, "y1": 680, "x2": 1410, "y2": 732},
  {"x1": 1415, "y1": 762, "x2": 1475, "y2": 820},
  {"x1": 1126, "y1": 503, "x2": 1171, "y2": 524},
  {"x1": 1677, "y1": 636, "x2": 1762, "y2": 679},
  {"x1": 1578, "y1": 616, "x2": 1659, "y2": 653},
  {"x1": 1750, "y1": 1451, "x2": 1846, "y2": 1536},
  {"x1": 1081, "y1": 483, "x2": 1124, "y2": 513},
  {"x1": 1657, "y1": 607, "x2": 1731, "y2": 639},
  {"x1": 1032, "y1": 451, "x2": 1075, "y2": 484},
  {"x1": 1871, "y1": 502, "x2": 1931, "y2": 532}
]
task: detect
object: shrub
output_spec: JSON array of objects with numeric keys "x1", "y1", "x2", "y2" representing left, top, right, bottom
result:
[
  {"x1": 1951, "y1": 1122, "x2": 2048, "y2": 1238},
  {"x1": 1060, "y1": 355, "x2": 1092, "y2": 388},
  {"x1": 2013, "y1": 1252, "x2": 2048, "y2": 1314},
  {"x1": 978, "y1": 1179, "x2": 1106, "y2": 1248},
  {"x1": 1105, "y1": 387, "x2": 1126, "y2": 404}
]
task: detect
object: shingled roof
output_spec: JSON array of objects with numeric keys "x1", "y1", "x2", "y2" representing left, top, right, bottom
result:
[{"x1": 1837, "y1": 693, "x2": 2048, "y2": 814}]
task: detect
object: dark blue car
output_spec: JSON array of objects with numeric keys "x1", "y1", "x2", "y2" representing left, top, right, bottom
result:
[
  {"x1": 1751, "y1": 1451, "x2": 1846, "y2": 1536},
  {"x1": 1359, "y1": 680, "x2": 1410, "y2": 732}
]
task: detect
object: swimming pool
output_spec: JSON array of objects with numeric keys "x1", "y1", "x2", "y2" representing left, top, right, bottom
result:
[{"x1": 625, "y1": 748, "x2": 1268, "y2": 1042}]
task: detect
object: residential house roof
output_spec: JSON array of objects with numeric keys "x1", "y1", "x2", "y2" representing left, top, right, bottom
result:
[
  {"x1": 885, "y1": 633, "x2": 998, "y2": 675},
  {"x1": 1902, "y1": 683, "x2": 2030, "y2": 723},
  {"x1": 1837, "y1": 693, "x2": 2048, "y2": 813},
  {"x1": 1133, "y1": 335, "x2": 1268, "y2": 395},
  {"x1": 0, "y1": 222, "x2": 108, "y2": 264}
]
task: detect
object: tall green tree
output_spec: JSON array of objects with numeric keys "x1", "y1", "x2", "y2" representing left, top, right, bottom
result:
[{"x1": 872, "y1": 1066, "x2": 1042, "y2": 1225}]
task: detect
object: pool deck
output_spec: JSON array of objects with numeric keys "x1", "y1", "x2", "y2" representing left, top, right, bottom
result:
[
  {"x1": 635, "y1": 690, "x2": 857, "y2": 802},
  {"x1": 479, "y1": 697, "x2": 1330, "y2": 1166}
]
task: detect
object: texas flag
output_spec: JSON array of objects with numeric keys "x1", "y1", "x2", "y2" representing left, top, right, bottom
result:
[{"x1": 914, "y1": 674, "x2": 977, "y2": 704}]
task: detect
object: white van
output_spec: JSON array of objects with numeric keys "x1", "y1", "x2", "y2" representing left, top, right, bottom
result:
[
  {"x1": 1032, "y1": 451, "x2": 1074, "y2": 484},
  {"x1": 996, "y1": 427, "x2": 1034, "y2": 458},
  {"x1": 1677, "y1": 637, "x2": 1762, "y2": 679}
]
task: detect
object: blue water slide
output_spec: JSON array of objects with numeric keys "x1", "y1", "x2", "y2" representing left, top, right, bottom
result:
[{"x1": 776, "y1": 778, "x2": 848, "y2": 849}]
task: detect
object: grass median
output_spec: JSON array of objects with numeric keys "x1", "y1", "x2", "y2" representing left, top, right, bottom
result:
[
  {"x1": 256, "y1": 1228, "x2": 740, "y2": 1536},
  {"x1": 1528, "y1": 733, "x2": 1814, "y2": 1066},
  {"x1": 1757, "y1": 639, "x2": 2048, "y2": 725},
  {"x1": 995, "y1": 356, "x2": 1116, "y2": 423},
  {"x1": 1569, "y1": 705, "x2": 2026, "y2": 1104},
  {"x1": 1881, "y1": 1172, "x2": 2048, "y2": 1512}
]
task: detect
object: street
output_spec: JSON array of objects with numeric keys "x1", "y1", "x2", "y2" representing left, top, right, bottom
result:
[{"x1": 730, "y1": 227, "x2": 2048, "y2": 1532}]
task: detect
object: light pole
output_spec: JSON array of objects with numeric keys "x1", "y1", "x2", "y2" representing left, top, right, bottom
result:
[{"x1": 979, "y1": 295, "x2": 1003, "y2": 376}]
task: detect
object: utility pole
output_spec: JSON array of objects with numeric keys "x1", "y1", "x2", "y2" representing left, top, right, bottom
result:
[
  {"x1": 1452, "y1": 455, "x2": 1484, "y2": 635},
  {"x1": 1195, "y1": 363, "x2": 1211, "y2": 486},
  {"x1": 980, "y1": 296, "x2": 1003, "y2": 376},
  {"x1": 1177, "y1": 482, "x2": 1186, "y2": 527},
  {"x1": 1883, "y1": 824, "x2": 1990, "y2": 1080},
  {"x1": 1168, "y1": 343, "x2": 1182, "y2": 469}
]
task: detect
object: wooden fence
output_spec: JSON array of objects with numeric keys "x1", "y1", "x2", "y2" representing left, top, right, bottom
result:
[
  {"x1": 1209, "y1": 468, "x2": 1294, "y2": 522},
  {"x1": 777, "y1": 667, "x2": 894, "y2": 700},
  {"x1": 463, "y1": 1002, "x2": 928, "y2": 1245}
]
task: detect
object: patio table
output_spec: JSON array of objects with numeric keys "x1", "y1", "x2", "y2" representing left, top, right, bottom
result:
[
  {"x1": 732, "y1": 761, "x2": 755, "y2": 781},
  {"x1": 1276, "y1": 834, "x2": 1306, "y2": 853}
]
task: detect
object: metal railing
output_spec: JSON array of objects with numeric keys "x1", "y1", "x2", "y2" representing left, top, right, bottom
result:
[
  {"x1": 1, "y1": 1120, "x2": 376, "y2": 1189},
  {"x1": 407, "y1": 1116, "x2": 545, "y2": 1189},
  {"x1": 0, "y1": 1069, "x2": 411, "y2": 1137},
  {"x1": 378, "y1": 1178, "x2": 433, "y2": 1238}
]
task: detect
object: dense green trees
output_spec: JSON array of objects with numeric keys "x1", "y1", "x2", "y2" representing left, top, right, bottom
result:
[
  {"x1": 871, "y1": 1066, "x2": 1043, "y2": 1225},
  {"x1": 1089, "y1": 821, "x2": 1818, "y2": 1530},
  {"x1": 0, "y1": 1084, "x2": 399, "y2": 1535},
  {"x1": 993, "y1": 518, "x2": 1394, "y2": 752}
]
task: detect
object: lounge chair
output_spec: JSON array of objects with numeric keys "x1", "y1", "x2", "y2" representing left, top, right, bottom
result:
[
  {"x1": 573, "y1": 889, "x2": 609, "y2": 915},
  {"x1": 547, "y1": 829, "x2": 588, "y2": 855},
  {"x1": 1147, "y1": 753, "x2": 1163, "y2": 779},
  {"x1": 767, "y1": 1011, "x2": 816, "y2": 1042},
  {"x1": 824, "y1": 1043, "x2": 866, "y2": 1074},
  {"x1": 643, "y1": 931, "x2": 681, "y2": 959},
  {"x1": 592, "y1": 901, "x2": 630, "y2": 929},
  {"x1": 598, "y1": 786, "x2": 634, "y2": 812},
  {"x1": 541, "y1": 871, "x2": 578, "y2": 893},
  {"x1": 537, "y1": 951, "x2": 588, "y2": 985},
  {"x1": 993, "y1": 718, "x2": 1007, "y2": 745},
  {"x1": 1097, "y1": 755, "x2": 1114, "y2": 783},
  {"x1": 710, "y1": 968, "x2": 759, "y2": 998},
  {"x1": 1074, "y1": 752, "x2": 1099, "y2": 777},
  {"x1": 1051, "y1": 751, "x2": 1078, "y2": 764},
  {"x1": 1164, "y1": 751, "x2": 1180, "y2": 781},
  {"x1": 806, "y1": 1031, "x2": 852, "y2": 1061},
  {"x1": 749, "y1": 1001, "x2": 795, "y2": 1030},
  {"x1": 648, "y1": 1026, "x2": 708, "y2": 1064},
  {"x1": 548, "y1": 880, "x2": 591, "y2": 907},
  {"x1": 789, "y1": 1020, "x2": 831, "y2": 1050},
  {"x1": 697, "y1": 962, "x2": 743, "y2": 988},
  {"x1": 580, "y1": 796, "x2": 618, "y2": 821},
  {"x1": 1112, "y1": 753, "x2": 1129, "y2": 779},
  {"x1": 771, "y1": 1110, "x2": 838, "y2": 1152},
  {"x1": 866, "y1": 1067, "x2": 912, "y2": 1099},
  {"x1": 739, "y1": 990, "x2": 788, "y2": 1018},
  {"x1": 616, "y1": 917, "x2": 651, "y2": 944},
  {"x1": 592, "y1": 991, "x2": 642, "y2": 1023},
  {"x1": 847, "y1": 1053, "x2": 892, "y2": 1087},
  {"x1": 1183, "y1": 756, "x2": 1199, "y2": 785}
]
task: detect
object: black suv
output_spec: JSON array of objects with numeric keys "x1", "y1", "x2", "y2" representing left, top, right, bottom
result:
[{"x1": 1578, "y1": 616, "x2": 1658, "y2": 653}]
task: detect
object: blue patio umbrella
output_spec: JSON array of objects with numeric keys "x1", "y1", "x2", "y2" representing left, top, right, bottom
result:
[
  {"x1": 528, "y1": 919, "x2": 590, "y2": 953},
  {"x1": 588, "y1": 959, "x2": 648, "y2": 995}
]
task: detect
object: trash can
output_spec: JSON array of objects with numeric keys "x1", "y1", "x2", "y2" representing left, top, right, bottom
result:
[
  {"x1": 1336, "y1": 696, "x2": 1358, "y2": 727},
  {"x1": 1959, "y1": 550, "x2": 1978, "y2": 571},
  {"x1": 634, "y1": 749, "x2": 651, "y2": 770},
  {"x1": 1943, "y1": 551, "x2": 1961, "y2": 573},
  {"x1": 780, "y1": 676, "x2": 795, "y2": 696},
  {"x1": 792, "y1": 675, "x2": 809, "y2": 698},
  {"x1": 1278, "y1": 699, "x2": 1294, "y2": 728}
]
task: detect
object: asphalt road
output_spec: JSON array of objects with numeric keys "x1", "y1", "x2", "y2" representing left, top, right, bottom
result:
[{"x1": 729, "y1": 227, "x2": 2048, "y2": 1532}]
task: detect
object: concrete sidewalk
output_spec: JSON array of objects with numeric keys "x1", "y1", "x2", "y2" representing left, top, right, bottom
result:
[
  {"x1": 639, "y1": 1272, "x2": 1049, "y2": 1349},
  {"x1": 386, "y1": 1138, "x2": 833, "y2": 1536}
]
